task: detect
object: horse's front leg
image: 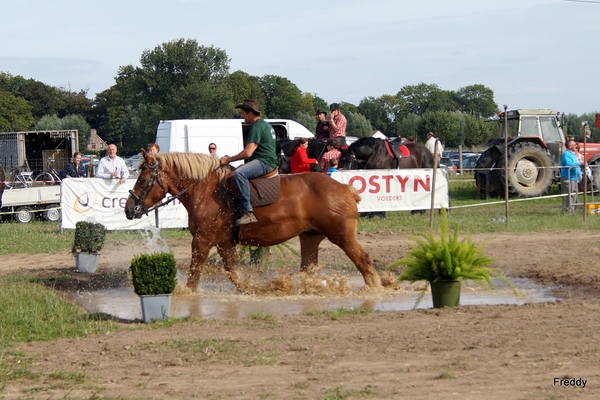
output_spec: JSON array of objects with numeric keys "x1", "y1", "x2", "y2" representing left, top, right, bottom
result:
[{"x1": 187, "y1": 235, "x2": 212, "y2": 291}]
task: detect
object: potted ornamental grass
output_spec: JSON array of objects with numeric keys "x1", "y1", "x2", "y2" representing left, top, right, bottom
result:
[
  {"x1": 72, "y1": 221, "x2": 106, "y2": 273},
  {"x1": 388, "y1": 210, "x2": 517, "y2": 308},
  {"x1": 130, "y1": 252, "x2": 177, "y2": 323}
]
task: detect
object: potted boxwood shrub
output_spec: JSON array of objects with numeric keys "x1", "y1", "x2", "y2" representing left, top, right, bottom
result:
[
  {"x1": 388, "y1": 210, "x2": 517, "y2": 308},
  {"x1": 72, "y1": 221, "x2": 106, "y2": 273},
  {"x1": 130, "y1": 252, "x2": 177, "y2": 323}
]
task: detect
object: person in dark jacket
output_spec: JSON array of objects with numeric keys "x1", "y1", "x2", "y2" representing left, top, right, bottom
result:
[{"x1": 59, "y1": 152, "x2": 86, "y2": 178}]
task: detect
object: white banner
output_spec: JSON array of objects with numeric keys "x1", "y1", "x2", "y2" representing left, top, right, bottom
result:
[
  {"x1": 61, "y1": 170, "x2": 448, "y2": 229},
  {"x1": 330, "y1": 169, "x2": 449, "y2": 212},
  {"x1": 61, "y1": 178, "x2": 188, "y2": 230}
]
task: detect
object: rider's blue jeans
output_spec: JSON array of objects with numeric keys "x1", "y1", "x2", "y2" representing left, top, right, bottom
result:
[{"x1": 234, "y1": 159, "x2": 274, "y2": 213}]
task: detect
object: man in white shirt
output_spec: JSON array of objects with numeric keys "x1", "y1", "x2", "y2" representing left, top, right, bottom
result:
[
  {"x1": 425, "y1": 132, "x2": 444, "y2": 164},
  {"x1": 95, "y1": 144, "x2": 130, "y2": 184}
]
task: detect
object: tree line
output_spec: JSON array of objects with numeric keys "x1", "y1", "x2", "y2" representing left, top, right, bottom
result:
[{"x1": 1, "y1": 38, "x2": 597, "y2": 155}]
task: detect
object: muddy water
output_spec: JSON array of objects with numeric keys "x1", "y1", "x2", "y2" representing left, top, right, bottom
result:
[{"x1": 72, "y1": 275, "x2": 556, "y2": 321}]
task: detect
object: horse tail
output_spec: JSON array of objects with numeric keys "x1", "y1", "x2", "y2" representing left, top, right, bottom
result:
[{"x1": 346, "y1": 184, "x2": 361, "y2": 203}]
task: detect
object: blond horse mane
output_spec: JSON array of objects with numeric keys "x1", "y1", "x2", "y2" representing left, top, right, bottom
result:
[{"x1": 155, "y1": 152, "x2": 230, "y2": 181}]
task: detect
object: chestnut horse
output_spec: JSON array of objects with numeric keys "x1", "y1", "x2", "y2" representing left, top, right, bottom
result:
[{"x1": 124, "y1": 151, "x2": 382, "y2": 291}]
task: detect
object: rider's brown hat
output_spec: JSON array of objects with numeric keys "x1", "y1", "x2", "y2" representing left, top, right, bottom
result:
[{"x1": 235, "y1": 99, "x2": 261, "y2": 114}]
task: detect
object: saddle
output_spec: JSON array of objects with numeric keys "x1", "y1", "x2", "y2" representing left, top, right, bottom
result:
[
  {"x1": 384, "y1": 140, "x2": 410, "y2": 162},
  {"x1": 224, "y1": 168, "x2": 280, "y2": 207}
]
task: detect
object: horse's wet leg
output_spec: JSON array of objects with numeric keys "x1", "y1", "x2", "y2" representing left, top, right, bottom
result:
[
  {"x1": 218, "y1": 245, "x2": 243, "y2": 289},
  {"x1": 299, "y1": 231, "x2": 326, "y2": 271},
  {"x1": 187, "y1": 237, "x2": 210, "y2": 291},
  {"x1": 333, "y1": 238, "x2": 382, "y2": 289}
]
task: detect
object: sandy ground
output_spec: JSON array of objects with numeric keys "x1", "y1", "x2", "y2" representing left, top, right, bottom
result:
[{"x1": 2, "y1": 229, "x2": 600, "y2": 399}]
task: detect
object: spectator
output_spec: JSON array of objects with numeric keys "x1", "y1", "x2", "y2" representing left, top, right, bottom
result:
[
  {"x1": 327, "y1": 158, "x2": 339, "y2": 176},
  {"x1": 147, "y1": 143, "x2": 160, "y2": 154},
  {"x1": 59, "y1": 152, "x2": 86, "y2": 179},
  {"x1": 561, "y1": 139, "x2": 583, "y2": 214},
  {"x1": 208, "y1": 143, "x2": 220, "y2": 160},
  {"x1": 290, "y1": 138, "x2": 318, "y2": 173},
  {"x1": 320, "y1": 139, "x2": 341, "y2": 172},
  {"x1": 96, "y1": 144, "x2": 130, "y2": 184},
  {"x1": 425, "y1": 132, "x2": 444, "y2": 164},
  {"x1": 329, "y1": 103, "x2": 347, "y2": 138},
  {"x1": 315, "y1": 110, "x2": 331, "y2": 140},
  {"x1": 220, "y1": 99, "x2": 278, "y2": 226}
]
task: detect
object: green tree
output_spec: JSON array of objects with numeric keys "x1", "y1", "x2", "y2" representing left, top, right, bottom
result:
[
  {"x1": 0, "y1": 90, "x2": 35, "y2": 131},
  {"x1": 346, "y1": 112, "x2": 372, "y2": 138},
  {"x1": 225, "y1": 70, "x2": 265, "y2": 116},
  {"x1": 35, "y1": 114, "x2": 91, "y2": 149},
  {"x1": 418, "y1": 111, "x2": 462, "y2": 148},
  {"x1": 454, "y1": 84, "x2": 498, "y2": 118},
  {"x1": 294, "y1": 111, "x2": 317, "y2": 134},
  {"x1": 396, "y1": 113, "x2": 421, "y2": 140},
  {"x1": 358, "y1": 96, "x2": 392, "y2": 135},
  {"x1": 397, "y1": 83, "x2": 455, "y2": 116},
  {"x1": 259, "y1": 75, "x2": 308, "y2": 118}
]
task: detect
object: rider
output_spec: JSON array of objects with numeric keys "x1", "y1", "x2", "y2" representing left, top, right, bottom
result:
[{"x1": 220, "y1": 99, "x2": 278, "y2": 226}]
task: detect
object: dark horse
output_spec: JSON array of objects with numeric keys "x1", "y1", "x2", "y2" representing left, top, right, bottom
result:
[
  {"x1": 339, "y1": 137, "x2": 434, "y2": 170},
  {"x1": 124, "y1": 151, "x2": 382, "y2": 291}
]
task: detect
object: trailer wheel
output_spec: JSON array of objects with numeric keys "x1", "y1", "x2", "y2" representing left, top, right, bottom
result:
[
  {"x1": 43, "y1": 207, "x2": 60, "y2": 222},
  {"x1": 14, "y1": 207, "x2": 34, "y2": 223}
]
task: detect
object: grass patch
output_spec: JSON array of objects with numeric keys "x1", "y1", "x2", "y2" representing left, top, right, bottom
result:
[
  {"x1": 305, "y1": 307, "x2": 371, "y2": 320},
  {"x1": 0, "y1": 275, "x2": 118, "y2": 348},
  {"x1": 0, "y1": 221, "x2": 191, "y2": 256},
  {"x1": 155, "y1": 338, "x2": 277, "y2": 366}
]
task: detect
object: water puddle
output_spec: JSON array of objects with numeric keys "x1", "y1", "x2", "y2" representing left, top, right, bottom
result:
[{"x1": 72, "y1": 275, "x2": 556, "y2": 321}]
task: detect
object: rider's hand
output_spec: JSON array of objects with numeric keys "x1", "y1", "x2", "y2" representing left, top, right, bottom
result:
[{"x1": 220, "y1": 156, "x2": 229, "y2": 165}]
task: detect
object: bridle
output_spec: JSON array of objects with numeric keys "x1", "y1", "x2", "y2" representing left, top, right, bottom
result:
[
  {"x1": 128, "y1": 159, "x2": 224, "y2": 216},
  {"x1": 128, "y1": 161, "x2": 167, "y2": 216}
]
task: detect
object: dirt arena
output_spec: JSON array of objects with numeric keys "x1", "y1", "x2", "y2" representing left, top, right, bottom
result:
[{"x1": 2, "y1": 229, "x2": 600, "y2": 399}]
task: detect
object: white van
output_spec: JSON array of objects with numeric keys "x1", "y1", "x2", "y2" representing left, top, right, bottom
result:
[{"x1": 155, "y1": 119, "x2": 314, "y2": 167}]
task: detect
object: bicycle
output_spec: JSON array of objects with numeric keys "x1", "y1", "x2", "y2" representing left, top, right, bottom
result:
[
  {"x1": 35, "y1": 159, "x2": 62, "y2": 185},
  {"x1": 5, "y1": 163, "x2": 34, "y2": 189}
]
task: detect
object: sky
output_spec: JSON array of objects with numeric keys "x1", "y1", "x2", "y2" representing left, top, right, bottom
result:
[{"x1": 1, "y1": 0, "x2": 599, "y2": 115}]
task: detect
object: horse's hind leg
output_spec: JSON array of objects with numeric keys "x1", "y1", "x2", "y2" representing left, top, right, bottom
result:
[
  {"x1": 331, "y1": 237, "x2": 382, "y2": 289},
  {"x1": 217, "y1": 245, "x2": 243, "y2": 289},
  {"x1": 299, "y1": 231, "x2": 326, "y2": 271}
]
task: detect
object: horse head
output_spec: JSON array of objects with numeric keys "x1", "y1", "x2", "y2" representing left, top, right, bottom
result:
[{"x1": 125, "y1": 149, "x2": 167, "y2": 219}]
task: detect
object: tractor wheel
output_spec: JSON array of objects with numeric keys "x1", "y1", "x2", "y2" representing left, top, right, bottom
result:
[
  {"x1": 498, "y1": 142, "x2": 553, "y2": 198},
  {"x1": 14, "y1": 207, "x2": 34, "y2": 223},
  {"x1": 474, "y1": 147, "x2": 502, "y2": 197}
]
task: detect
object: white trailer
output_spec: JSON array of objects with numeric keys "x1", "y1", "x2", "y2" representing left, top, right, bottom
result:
[{"x1": 0, "y1": 185, "x2": 61, "y2": 223}]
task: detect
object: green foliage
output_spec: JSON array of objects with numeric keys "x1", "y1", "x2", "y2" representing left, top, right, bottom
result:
[
  {"x1": 35, "y1": 114, "x2": 91, "y2": 149},
  {"x1": 72, "y1": 221, "x2": 106, "y2": 254},
  {"x1": 346, "y1": 111, "x2": 373, "y2": 137},
  {"x1": 388, "y1": 210, "x2": 516, "y2": 296},
  {"x1": 0, "y1": 90, "x2": 35, "y2": 131},
  {"x1": 130, "y1": 252, "x2": 178, "y2": 295},
  {"x1": 454, "y1": 84, "x2": 498, "y2": 118},
  {"x1": 294, "y1": 110, "x2": 317, "y2": 133},
  {"x1": 418, "y1": 111, "x2": 462, "y2": 147}
]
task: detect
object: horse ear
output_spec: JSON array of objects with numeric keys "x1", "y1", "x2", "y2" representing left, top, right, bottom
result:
[{"x1": 141, "y1": 148, "x2": 153, "y2": 163}]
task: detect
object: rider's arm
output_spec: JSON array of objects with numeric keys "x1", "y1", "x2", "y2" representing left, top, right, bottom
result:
[{"x1": 221, "y1": 142, "x2": 258, "y2": 164}]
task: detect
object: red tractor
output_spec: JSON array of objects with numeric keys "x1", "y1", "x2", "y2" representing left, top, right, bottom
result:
[{"x1": 475, "y1": 110, "x2": 600, "y2": 198}]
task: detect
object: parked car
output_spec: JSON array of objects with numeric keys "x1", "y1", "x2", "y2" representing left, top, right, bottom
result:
[
  {"x1": 462, "y1": 154, "x2": 481, "y2": 173},
  {"x1": 440, "y1": 157, "x2": 458, "y2": 174}
]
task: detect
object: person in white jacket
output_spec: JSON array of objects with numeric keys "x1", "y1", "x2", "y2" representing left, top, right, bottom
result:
[{"x1": 425, "y1": 132, "x2": 444, "y2": 164}]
